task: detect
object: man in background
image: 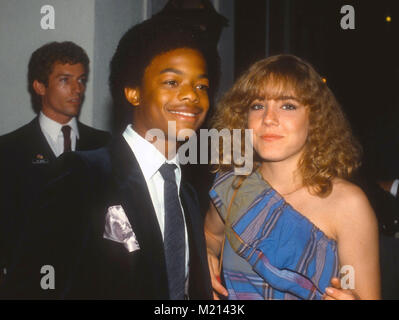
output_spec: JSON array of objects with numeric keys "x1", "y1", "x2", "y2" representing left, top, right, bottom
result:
[{"x1": 0, "y1": 41, "x2": 111, "y2": 290}]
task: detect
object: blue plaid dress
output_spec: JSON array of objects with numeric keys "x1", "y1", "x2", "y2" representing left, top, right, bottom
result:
[{"x1": 209, "y1": 170, "x2": 340, "y2": 300}]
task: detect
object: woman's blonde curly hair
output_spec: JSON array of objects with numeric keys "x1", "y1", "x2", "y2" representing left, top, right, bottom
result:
[{"x1": 211, "y1": 54, "x2": 362, "y2": 197}]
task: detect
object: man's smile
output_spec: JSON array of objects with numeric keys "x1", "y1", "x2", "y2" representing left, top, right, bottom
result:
[{"x1": 167, "y1": 106, "x2": 203, "y2": 120}]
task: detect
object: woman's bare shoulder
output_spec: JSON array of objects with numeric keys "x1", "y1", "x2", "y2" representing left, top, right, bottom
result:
[
  {"x1": 329, "y1": 178, "x2": 377, "y2": 231},
  {"x1": 331, "y1": 179, "x2": 369, "y2": 205},
  {"x1": 331, "y1": 178, "x2": 367, "y2": 200}
]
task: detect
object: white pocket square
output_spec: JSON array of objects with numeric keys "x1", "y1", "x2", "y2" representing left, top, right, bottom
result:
[{"x1": 103, "y1": 205, "x2": 140, "y2": 253}]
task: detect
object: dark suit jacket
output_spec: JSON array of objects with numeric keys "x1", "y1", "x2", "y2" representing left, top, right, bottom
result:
[
  {"x1": 0, "y1": 117, "x2": 111, "y2": 289},
  {"x1": 1, "y1": 136, "x2": 212, "y2": 299}
]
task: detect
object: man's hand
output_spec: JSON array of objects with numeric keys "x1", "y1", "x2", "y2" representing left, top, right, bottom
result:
[
  {"x1": 207, "y1": 248, "x2": 228, "y2": 300},
  {"x1": 322, "y1": 277, "x2": 359, "y2": 300}
]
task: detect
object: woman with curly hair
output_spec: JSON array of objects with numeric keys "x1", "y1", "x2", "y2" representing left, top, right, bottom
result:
[{"x1": 204, "y1": 54, "x2": 380, "y2": 300}]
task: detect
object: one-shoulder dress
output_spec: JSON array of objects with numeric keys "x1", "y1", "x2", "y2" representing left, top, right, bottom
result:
[{"x1": 209, "y1": 169, "x2": 340, "y2": 300}]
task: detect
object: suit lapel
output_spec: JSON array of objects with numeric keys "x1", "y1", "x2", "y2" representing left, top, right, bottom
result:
[
  {"x1": 180, "y1": 186, "x2": 199, "y2": 263},
  {"x1": 109, "y1": 137, "x2": 169, "y2": 297},
  {"x1": 180, "y1": 181, "x2": 212, "y2": 299},
  {"x1": 30, "y1": 117, "x2": 56, "y2": 163},
  {"x1": 76, "y1": 122, "x2": 88, "y2": 151}
]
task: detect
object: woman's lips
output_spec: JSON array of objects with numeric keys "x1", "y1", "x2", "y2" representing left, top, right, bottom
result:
[{"x1": 260, "y1": 134, "x2": 284, "y2": 141}]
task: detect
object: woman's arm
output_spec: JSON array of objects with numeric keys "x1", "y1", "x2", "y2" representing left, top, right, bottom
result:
[
  {"x1": 325, "y1": 182, "x2": 381, "y2": 300},
  {"x1": 204, "y1": 201, "x2": 228, "y2": 299}
]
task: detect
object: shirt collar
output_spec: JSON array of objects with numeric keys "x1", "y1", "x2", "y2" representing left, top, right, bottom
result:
[
  {"x1": 39, "y1": 111, "x2": 80, "y2": 141},
  {"x1": 122, "y1": 124, "x2": 180, "y2": 181}
]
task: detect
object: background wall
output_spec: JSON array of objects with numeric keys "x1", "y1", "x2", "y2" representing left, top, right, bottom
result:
[
  {"x1": 213, "y1": 0, "x2": 234, "y2": 100},
  {"x1": 0, "y1": 0, "x2": 95, "y2": 134},
  {"x1": 0, "y1": 0, "x2": 235, "y2": 135},
  {"x1": 92, "y1": 0, "x2": 144, "y2": 131}
]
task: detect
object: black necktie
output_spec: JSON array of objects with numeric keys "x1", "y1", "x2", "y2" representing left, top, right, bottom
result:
[
  {"x1": 159, "y1": 163, "x2": 185, "y2": 300},
  {"x1": 61, "y1": 125, "x2": 72, "y2": 153}
]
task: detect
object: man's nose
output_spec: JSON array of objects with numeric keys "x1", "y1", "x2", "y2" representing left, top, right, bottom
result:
[
  {"x1": 71, "y1": 80, "x2": 84, "y2": 94},
  {"x1": 178, "y1": 84, "x2": 199, "y2": 103}
]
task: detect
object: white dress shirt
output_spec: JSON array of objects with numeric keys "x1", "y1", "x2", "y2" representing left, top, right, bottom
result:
[
  {"x1": 390, "y1": 179, "x2": 399, "y2": 197},
  {"x1": 39, "y1": 112, "x2": 79, "y2": 157},
  {"x1": 122, "y1": 124, "x2": 190, "y2": 279}
]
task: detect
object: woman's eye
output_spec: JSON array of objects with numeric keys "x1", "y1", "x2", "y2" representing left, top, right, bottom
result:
[
  {"x1": 281, "y1": 103, "x2": 297, "y2": 110},
  {"x1": 250, "y1": 104, "x2": 264, "y2": 111}
]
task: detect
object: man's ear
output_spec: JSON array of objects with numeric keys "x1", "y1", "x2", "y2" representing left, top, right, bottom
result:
[
  {"x1": 124, "y1": 87, "x2": 140, "y2": 107},
  {"x1": 32, "y1": 80, "x2": 46, "y2": 96}
]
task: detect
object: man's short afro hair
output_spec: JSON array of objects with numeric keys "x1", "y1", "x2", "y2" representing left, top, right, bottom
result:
[{"x1": 109, "y1": 16, "x2": 220, "y2": 122}]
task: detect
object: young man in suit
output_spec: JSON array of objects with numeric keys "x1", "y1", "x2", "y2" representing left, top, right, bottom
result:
[
  {"x1": 1, "y1": 18, "x2": 220, "y2": 299},
  {"x1": 0, "y1": 42, "x2": 110, "y2": 293}
]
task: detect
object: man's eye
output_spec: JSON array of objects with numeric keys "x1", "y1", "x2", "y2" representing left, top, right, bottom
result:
[
  {"x1": 163, "y1": 80, "x2": 178, "y2": 87},
  {"x1": 79, "y1": 78, "x2": 87, "y2": 85},
  {"x1": 196, "y1": 84, "x2": 209, "y2": 91},
  {"x1": 281, "y1": 104, "x2": 297, "y2": 110},
  {"x1": 60, "y1": 78, "x2": 68, "y2": 83}
]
